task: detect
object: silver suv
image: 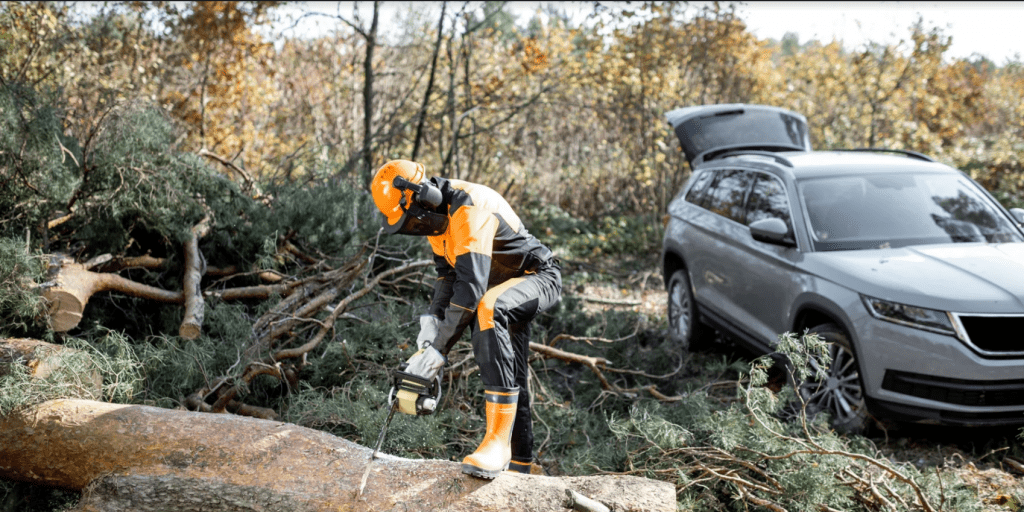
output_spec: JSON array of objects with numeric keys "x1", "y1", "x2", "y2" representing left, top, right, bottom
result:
[{"x1": 661, "y1": 104, "x2": 1024, "y2": 433}]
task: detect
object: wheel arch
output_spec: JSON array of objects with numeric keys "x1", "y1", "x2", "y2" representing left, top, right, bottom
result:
[
  {"x1": 790, "y1": 299, "x2": 857, "y2": 348},
  {"x1": 662, "y1": 250, "x2": 687, "y2": 290}
]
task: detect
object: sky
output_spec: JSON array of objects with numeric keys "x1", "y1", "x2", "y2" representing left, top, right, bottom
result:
[
  {"x1": 273, "y1": 2, "x2": 1024, "y2": 64},
  {"x1": 735, "y1": 1, "x2": 1023, "y2": 63}
]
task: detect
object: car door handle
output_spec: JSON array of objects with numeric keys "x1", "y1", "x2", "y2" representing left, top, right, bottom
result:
[{"x1": 704, "y1": 270, "x2": 725, "y2": 285}]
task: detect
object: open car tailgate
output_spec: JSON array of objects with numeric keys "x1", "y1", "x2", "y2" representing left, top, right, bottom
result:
[{"x1": 665, "y1": 104, "x2": 811, "y2": 166}]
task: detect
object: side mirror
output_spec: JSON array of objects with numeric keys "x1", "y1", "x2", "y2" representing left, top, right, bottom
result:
[
  {"x1": 1010, "y1": 208, "x2": 1024, "y2": 225},
  {"x1": 750, "y1": 218, "x2": 794, "y2": 247}
]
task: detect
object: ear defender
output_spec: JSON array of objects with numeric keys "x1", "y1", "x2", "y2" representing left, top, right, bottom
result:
[{"x1": 393, "y1": 176, "x2": 443, "y2": 209}]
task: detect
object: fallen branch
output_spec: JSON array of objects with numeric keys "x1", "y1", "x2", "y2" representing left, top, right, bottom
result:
[
  {"x1": 0, "y1": 338, "x2": 102, "y2": 398},
  {"x1": 576, "y1": 295, "x2": 642, "y2": 306},
  {"x1": 191, "y1": 256, "x2": 433, "y2": 417},
  {"x1": 529, "y1": 342, "x2": 683, "y2": 402}
]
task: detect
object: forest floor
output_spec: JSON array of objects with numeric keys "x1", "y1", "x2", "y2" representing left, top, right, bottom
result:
[{"x1": 562, "y1": 254, "x2": 1024, "y2": 511}]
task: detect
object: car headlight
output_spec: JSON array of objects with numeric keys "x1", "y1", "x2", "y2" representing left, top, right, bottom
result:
[{"x1": 861, "y1": 296, "x2": 957, "y2": 336}]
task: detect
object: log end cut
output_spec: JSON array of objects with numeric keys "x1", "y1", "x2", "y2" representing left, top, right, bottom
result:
[
  {"x1": 178, "y1": 321, "x2": 201, "y2": 340},
  {"x1": 42, "y1": 288, "x2": 86, "y2": 333}
]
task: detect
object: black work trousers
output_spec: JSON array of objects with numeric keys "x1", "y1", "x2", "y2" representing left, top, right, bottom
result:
[{"x1": 470, "y1": 261, "x2": 561, "y2": 463}]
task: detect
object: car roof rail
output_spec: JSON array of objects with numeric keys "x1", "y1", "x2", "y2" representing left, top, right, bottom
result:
[
  {"x1": 708, "y1": 149, "x2": 795, "y2": 167},
  {"x1": 832, "y1": 148, "x2": 935, "y2": 162}
]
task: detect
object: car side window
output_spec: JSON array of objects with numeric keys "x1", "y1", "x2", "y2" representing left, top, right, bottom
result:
[
  {"x1": 746, "y1": 173, "x2": 794, "y2": 235},
  {"x1": 703, "y1": 169, "x2": 755, "y2": 223},
  {"x1": 684, "y1": 171, "x2": 714, "y2": 205}
]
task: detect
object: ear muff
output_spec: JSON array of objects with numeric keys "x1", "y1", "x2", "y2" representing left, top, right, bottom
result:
[
  {"x1": 393, "y1": 176, "x2": 443, "y2": 209},
  {"x1": 388, "y1": 176, "x2": 448, "y2": 236}
]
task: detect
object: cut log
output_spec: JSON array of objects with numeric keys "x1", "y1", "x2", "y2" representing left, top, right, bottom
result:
[
  {"x1": 0, "y1": 399, "x2": 675, "y2": 512},
  {"x1": 179, "y1": 218, "x2": 211, "y2": 340},
  {"x1": 0, "y1": 339, "x2": 102, "y2": 398},
  {"x1": 41, "y1": 256, "x2": 183, "y2": 332}
]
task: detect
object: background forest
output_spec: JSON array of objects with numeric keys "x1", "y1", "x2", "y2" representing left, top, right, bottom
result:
[{"x1": 2, "y1": 2, "x2": 1024, "y2": 511}]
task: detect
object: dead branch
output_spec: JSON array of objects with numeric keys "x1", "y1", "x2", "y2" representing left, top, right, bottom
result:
[
  {"x1": 46, "y1": 212, "x2": 74, "y2": 230},
  {"x1": 577, "y1": 295, "x2": 642, "y2": 306},
  {"x1": 93, "y1": 254, "x2": 168, "y2": 272},
  {"x1": 528, "y1": 342, "x2": 684, "y2": 402}
]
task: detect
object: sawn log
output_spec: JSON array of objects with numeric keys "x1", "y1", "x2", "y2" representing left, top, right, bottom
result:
[{"x1": 0, "y1": 399, "x2": 676, "y2": 512}]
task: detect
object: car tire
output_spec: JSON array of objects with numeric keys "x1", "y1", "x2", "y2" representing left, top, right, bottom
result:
[
  {"x1": 667, "y1": 269, "x2": 709, "y2": 351},
  {"x1": 795, "y1": 323, "x2": 871, "y2": 435}
]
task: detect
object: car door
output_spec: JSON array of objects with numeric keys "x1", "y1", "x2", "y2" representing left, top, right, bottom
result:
[
  {"x1": 684, "y1": 168, "x2": 760, "y2": 341},
  {"x1": 728, "y1": 171, "x2": 807, "y2": 347}
]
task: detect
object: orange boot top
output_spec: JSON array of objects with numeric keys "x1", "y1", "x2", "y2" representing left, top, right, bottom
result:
[{"x1": 462, "y1": 387, "x2": 518, "y2": 479}]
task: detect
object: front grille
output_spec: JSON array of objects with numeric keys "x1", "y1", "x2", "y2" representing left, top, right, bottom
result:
[
  {"x1": 882, "y1": 370, "x2": 1024, "y2": 407},
  {"x1": 958, "y1": 315, "x2": 1024, "y2": 354}
]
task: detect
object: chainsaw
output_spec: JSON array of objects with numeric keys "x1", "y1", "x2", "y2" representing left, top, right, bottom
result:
[{"x1": 358, "y1": 363, "x2": 443, "y2": 495}]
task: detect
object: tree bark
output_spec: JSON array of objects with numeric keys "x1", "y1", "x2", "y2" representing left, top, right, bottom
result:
[{"x1": 0, "y1": 399, "x2": 676, "y2": 512}]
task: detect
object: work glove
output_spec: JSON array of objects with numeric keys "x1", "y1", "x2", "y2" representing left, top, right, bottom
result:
[
  {"x1": 403, "y1": 346, "x2": 446, "y2": 382},
  {"x1": 416, "y1": 315, "x2": 440, "y2": 350}
]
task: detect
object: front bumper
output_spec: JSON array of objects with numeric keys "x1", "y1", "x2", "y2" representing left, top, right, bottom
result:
[{"x1": 854, "y1": 316, "x2": 1024, "y2": 426}]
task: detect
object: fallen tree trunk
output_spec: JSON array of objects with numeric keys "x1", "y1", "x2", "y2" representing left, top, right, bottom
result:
[{"x1": 0, "y1": 399, "x2": 675, "y2": 512}]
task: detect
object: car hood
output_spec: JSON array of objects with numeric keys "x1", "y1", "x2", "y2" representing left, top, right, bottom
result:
[{"x1": 803, "y1": 243, "x2": 1024, "y2": 313}]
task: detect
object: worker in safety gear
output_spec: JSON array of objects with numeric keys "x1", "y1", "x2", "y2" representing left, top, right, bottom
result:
[{"x1": 370, "y1": 159, "x2": 562, "y2": 479}]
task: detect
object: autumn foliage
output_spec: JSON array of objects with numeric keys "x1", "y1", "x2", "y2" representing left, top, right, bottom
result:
[{"x1": 4, "y1": 1, "x2": 1021, "y2": 224}]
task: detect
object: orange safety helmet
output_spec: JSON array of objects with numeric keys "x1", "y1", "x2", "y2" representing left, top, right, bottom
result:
[{"x1": 371, "y1": 160, "x2": 448, "y2": 236}]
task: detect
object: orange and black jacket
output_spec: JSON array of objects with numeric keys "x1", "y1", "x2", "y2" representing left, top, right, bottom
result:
[{"x1": 425, "y1": 177, "x2": 552, "y2": 354}]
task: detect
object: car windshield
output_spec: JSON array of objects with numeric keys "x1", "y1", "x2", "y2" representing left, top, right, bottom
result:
[{"x1": 799, "y1": 172, "x2": 1023, "y2": 251}]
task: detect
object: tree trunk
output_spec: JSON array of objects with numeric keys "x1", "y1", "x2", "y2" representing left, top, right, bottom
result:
[
  {"x1": 411, "y1": 2, "x2": 446, "y2": 161},
  {"x1": 0, "y1": 399, "x2": 676, "y2": 512},
  {"x1": 361, "y1": 1, "x2": 380, "y2": 183}
]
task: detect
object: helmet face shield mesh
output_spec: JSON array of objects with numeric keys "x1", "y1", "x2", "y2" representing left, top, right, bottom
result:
[{"x1": 383, "y1": 203, "x2": 449, "y2": 236}]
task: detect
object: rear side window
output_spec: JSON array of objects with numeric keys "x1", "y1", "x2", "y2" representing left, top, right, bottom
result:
[
  {"x1": 703, "y1": 169, "x2": 755, "y2": 223},
  {"x1": 684, "y1": 171, "x2": 714, "y2": 205},
  {"x1": 746, "y1": 174, "x2": 793, "y2": 229}
]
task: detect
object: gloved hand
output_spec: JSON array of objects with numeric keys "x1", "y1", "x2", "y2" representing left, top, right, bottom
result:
[
  {"x1": 404, "y1": 346, "x2": 446, "y2": 381},
  {"x1": 416, "y1": 315, "x2": 440, "y2": 350}
]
